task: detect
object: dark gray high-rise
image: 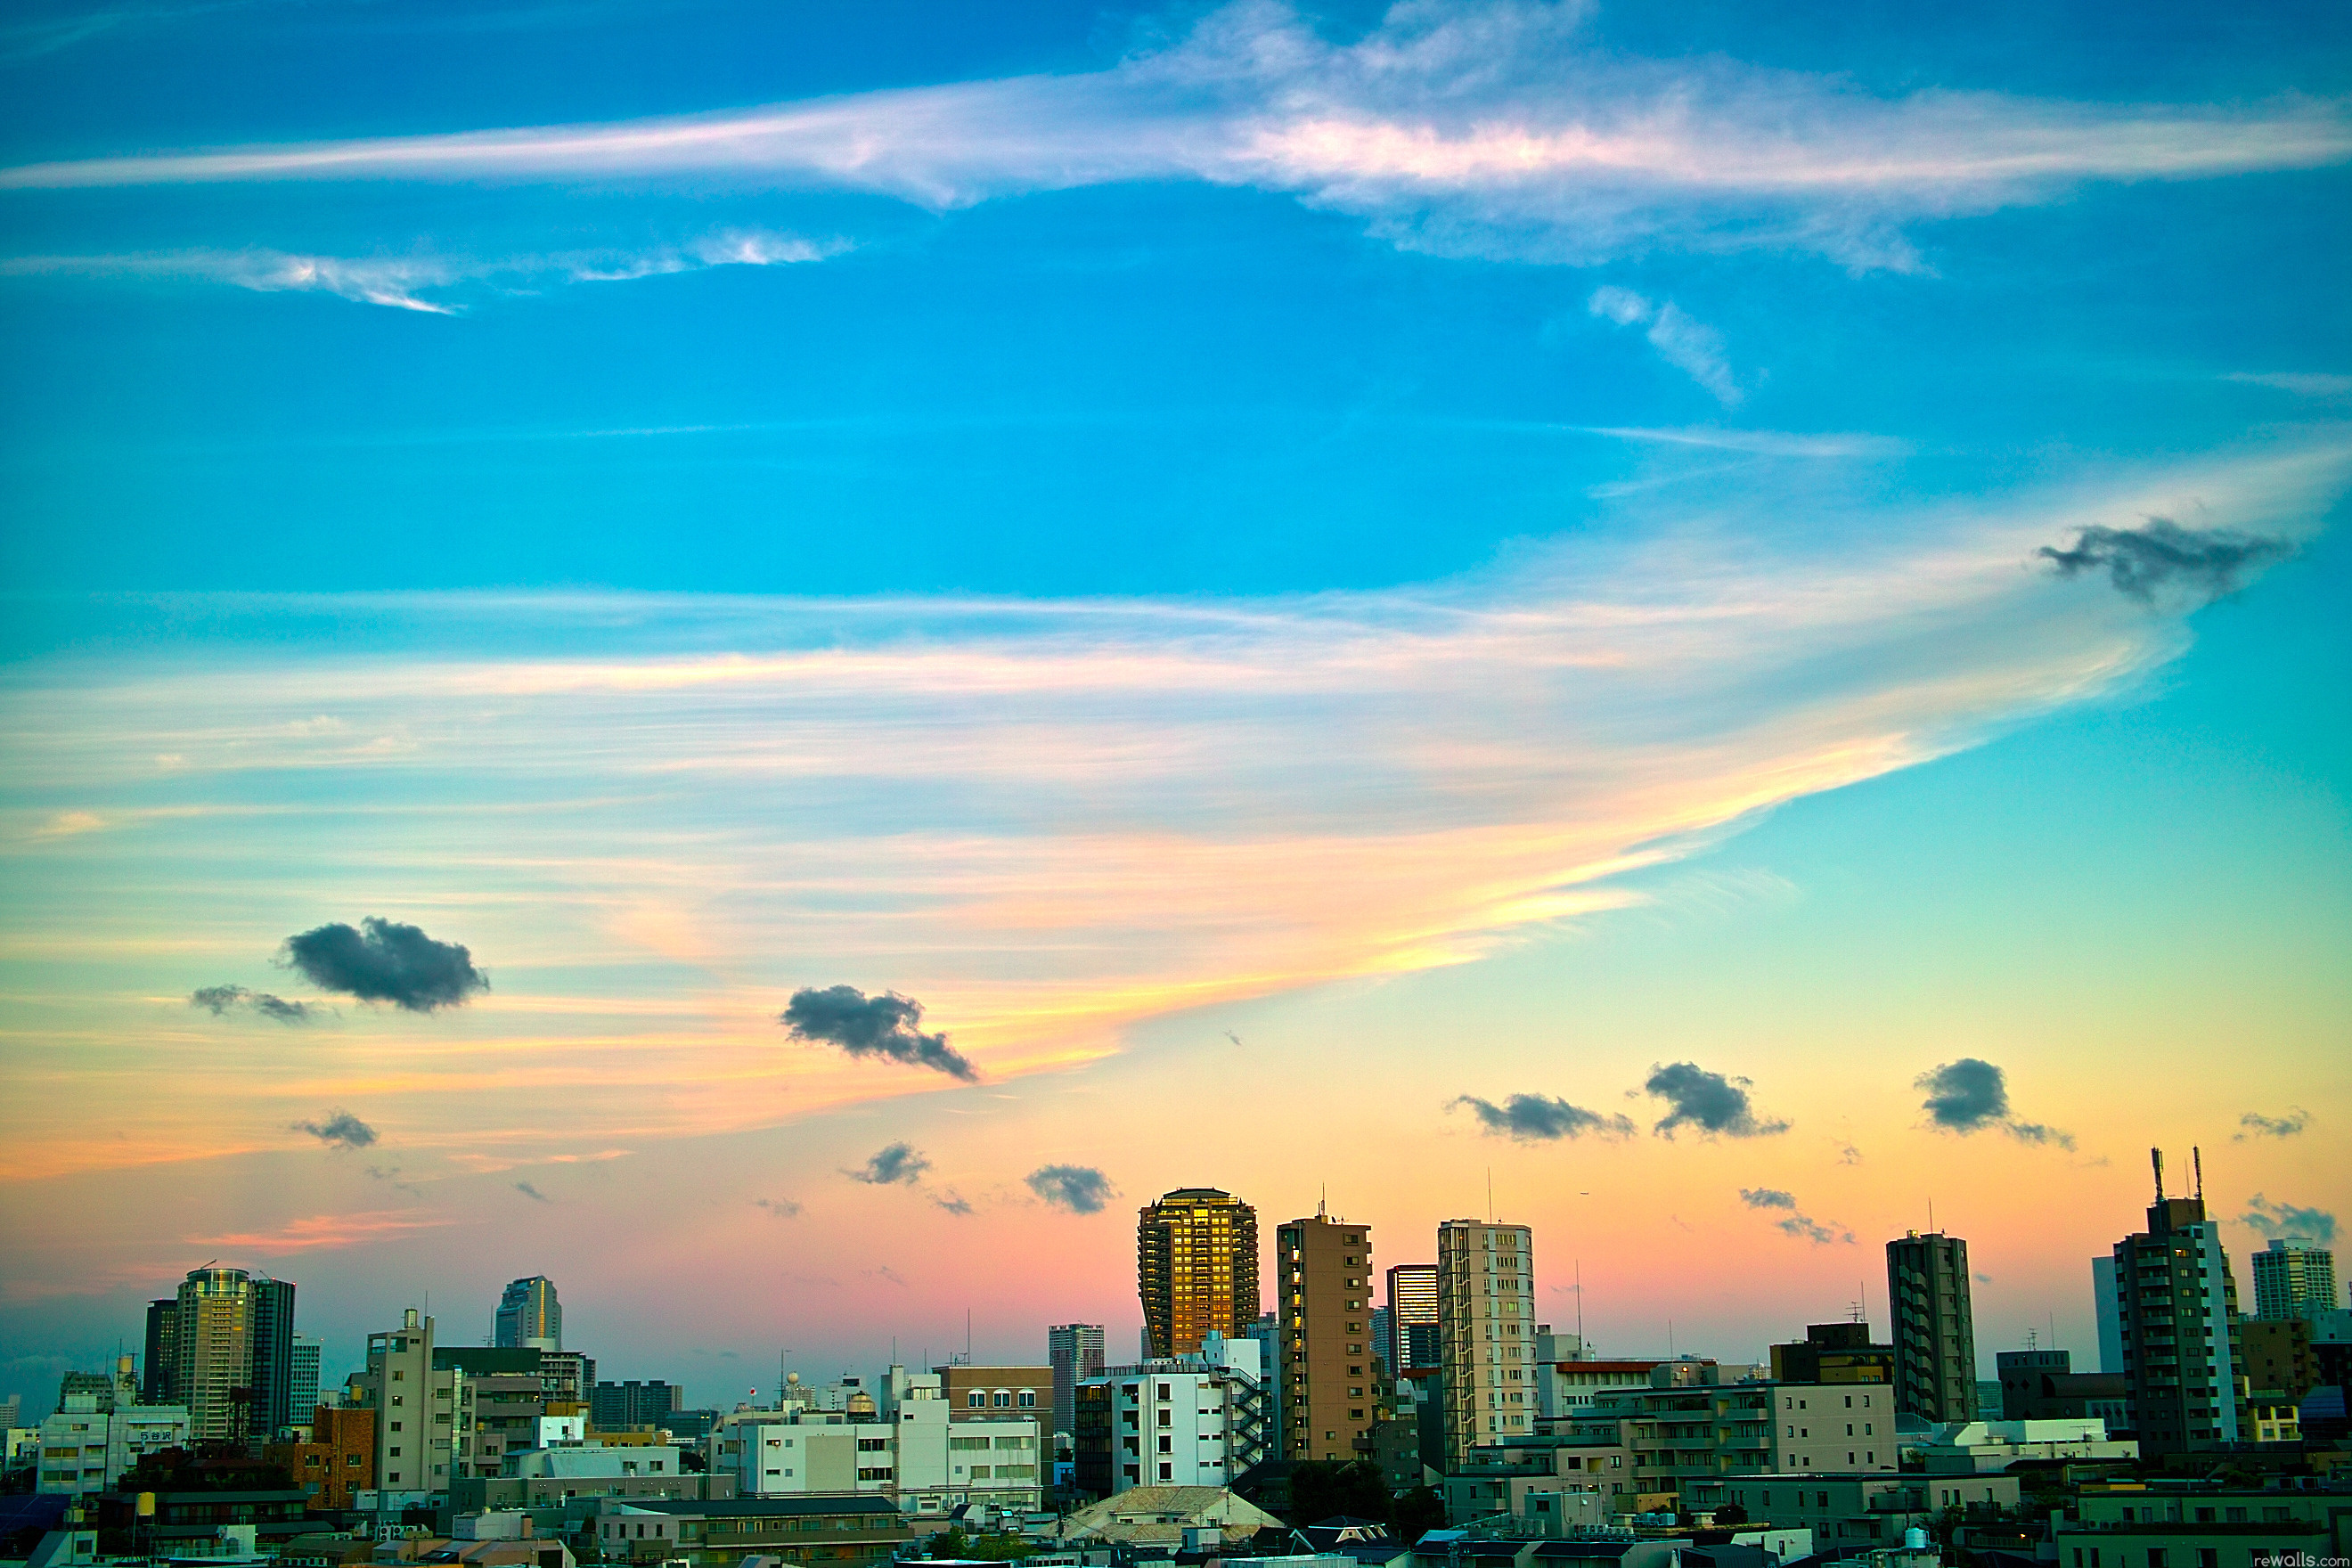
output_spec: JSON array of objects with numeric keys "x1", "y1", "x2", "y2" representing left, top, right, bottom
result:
[
  {"x1": 1047, "y1": 1324, "x2": 1104, "y2": 1441},
  {"x1": 1887, "y1": 1230, "x2": 1978, "y2": 1422}
]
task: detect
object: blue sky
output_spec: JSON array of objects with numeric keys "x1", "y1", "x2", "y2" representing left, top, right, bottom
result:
[{"x1": 0, "y1": 0, "x2": 2346, "y2": 1408}]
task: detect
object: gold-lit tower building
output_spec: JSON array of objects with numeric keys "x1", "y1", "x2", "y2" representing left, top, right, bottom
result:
[{"x1": 1139, "y1": 1188, "x2": 1259, "y2": 1358}]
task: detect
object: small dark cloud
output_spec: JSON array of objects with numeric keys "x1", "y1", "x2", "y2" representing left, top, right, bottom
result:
[
  {"x1": 1027, "y1": 1164, "x2": 1115, "y2": 1213},
  {"x1": 1916, "y1": 1058, "x2": 2074, "y2": 1148},
  {"x1": 1973, "y1": 1272, "x2": 1993, "y2": 1283},
  {"x1": 2039, "y1": 517, "x2": 2293, "y2": 603},
  {"x1": 934, "y1": 1190, "x2": 975, "y2": 1217},
  {"x1": 189, "y1": 984, "x2": 316, "y2": 1023},
  {"x1": 752, "y1": 1197, "x2": 803, "y2": 1219},
  {"x1": 845, "y1": 1142, "x2": 929, "y2": 1186},
  {"x1": 1451, "y1": 1093, "x2": 1637, "y2": 1142},
  {"x1": 293, "y1": 1110, "x2": 377, "y2": 1150},
  {"x1": 870, "y1": 1265, "x2": 910, "y2": 1288},
  {"x1": 2242, "y1": 1195, "x2": 2336, "y2": 1247},
  {"x1": 1740, "y1": 1188, "x2": 1797, "y2": 1210},
  {"x1": 1645, "y1": 1063, "x2": 1789, "y2": 1139},
  {"x1": 780, "y1": 984, "x2": 976, "y2": 1081},
  {"x1": 1777, "y1": 1213, "x2": 1851, "y2": 1245},
  {"x1": 365, "y1": 1164, "x2": 421, "y2": 1194},
  {"x1": 2237, "y1": 1108, "x2": 2309, "y2": 1140},
  {"x1": 513, "y1": 1180, "x2": 551, "y2": 1203},
  {"x1": 1833, "y1": 1140, "x2": 1863, "y2": 1165},
  {"x1": 281, "y1": 917, "x2": 487, "y2": 1012}
]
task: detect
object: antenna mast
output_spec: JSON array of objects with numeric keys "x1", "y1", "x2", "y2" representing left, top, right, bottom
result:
[{"x1": 2151, "y1": 1147, "x2": 2165, "y2": 1201}]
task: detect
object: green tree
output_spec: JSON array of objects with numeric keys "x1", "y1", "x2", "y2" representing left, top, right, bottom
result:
[
  {"x1": 1391, "y1": 1486, "x2": 1446, "y2": 1545},
  {"x1": 1288, "y1": 1459, "x2": 1392, "y2": 1525}
]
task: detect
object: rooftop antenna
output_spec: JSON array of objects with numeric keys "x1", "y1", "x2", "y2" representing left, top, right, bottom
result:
[
  {"x1": 1319, "y1": 1185, "x2": 1327, "y2": 1219},
  {"x1": 2152, "y1": 1147, "x2": 2164, "y2": 1202},
  {"x1": 1668, "y1": 1319, "x2": 1675, "y2": 1358},
  {"x1": 2024, "y1": 1327, "x2": 2038, "y2": 1351},
  {"x1": 1486, "y1": 1168, "x2": 1494, "y2": 1221},
  {"x1": 1927, "y1": 1197, "x2": 1934, "y2": 1233},
  {"x1": 2193, "y1": 1147, "x2": 2204, "y2": 1201},
  {"x1": 1574, "y1": 1259, "x2": 1585, "y2": 1352}
]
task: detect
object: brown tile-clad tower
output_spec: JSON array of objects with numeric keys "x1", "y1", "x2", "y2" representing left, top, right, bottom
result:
[
  {"x1": 1278, "y1": 1209, "x2": 1386, "y2": 1463},
  {"x1": 1139, "y1": 1188, "x2": 1259, "y2": 1359}
]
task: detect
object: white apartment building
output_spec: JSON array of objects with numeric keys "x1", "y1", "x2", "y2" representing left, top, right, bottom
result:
[
  {"x1": 1439, "y1": 1220, "x2": 1538, "y2": 1466},
  {"x1": 710, "y1": 1366, "x2": 1041, "y2": 1517},
  {"x1": 1539, "y1": 1361, "x2": 1665, "y2": 1419},
  {"x1": 1080, "y1": 1334, "x2": 1268, "y2": 1495},
  {"x1": 34, "y1": 1398, "x2": 192, "y2": 1496},
  {"x1": 1768, "y1": 1384, "x2": 1898, "y2": 1474},
  {"x1": 360, "y1": 1308, "x2": 462, "y2": 1507}
]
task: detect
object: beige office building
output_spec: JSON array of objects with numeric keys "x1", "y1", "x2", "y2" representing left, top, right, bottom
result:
[{"x1": 1438, "y1": 1219, "x2": 1536, "y2": 1466}]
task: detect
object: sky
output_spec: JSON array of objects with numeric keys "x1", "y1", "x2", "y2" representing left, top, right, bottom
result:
[{"x1": 1, "y1": 0, "x2": 2348, "y2": 1413}]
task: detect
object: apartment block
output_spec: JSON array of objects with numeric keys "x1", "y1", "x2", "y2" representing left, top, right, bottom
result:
[
  {"x1": 358, "y1": 1308, "x2": 462, "y2": 1505},
  {"x1": 1277, "y1": 1211, "x2": 1384, "y2": 1463},
  {"x1": 1073, "y1": 1335, "x2": 1267, "y2": 1497},
  {"x1": 934, "y1": 1364, "x2": 1049, "y2": 1424},
  {"x1": 2108, "y1": 1150, "x2": 2246, "y2": 1456},
  {"x1": 263, "y1": 1405, "x2": 375, "y2": 1510},
  {"x1": 1049, "y1": 1325, "x2": 1106, "y2": 1442},
  {"x1": 1438, "y1": 1219, "x2": 1538, "y2": 1466},
  {"x1": 34, "y1": 1397, "x2": 191, "y2": 1496},
  {"x1": 1138, "y1": 1188, "x2": 1260, "y2": 1358},
  {"x1": 1768, "y1": 1323, "x2": 1893, "y2": 1387},
  {"x1": 2250, "y1": 1239, "x2": 2339, "y2": 1322},
  {"x1": 1886, "y1": 1231, "x2": 1978, "y2": 1422}
]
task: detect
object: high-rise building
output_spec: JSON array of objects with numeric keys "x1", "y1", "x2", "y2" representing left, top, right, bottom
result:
[
  {"x1": 1886, "y1": 1230, "x2": 1978, "y2": 1422},
  {"x1": 142, "y1": 1298, "x2": 178, "y2": 1404},
  {"x1": 249, "y1": 1276, "x2": 298, "y2": 1436},
  {"x1": 1385, "y1": 1263, "x2": 1440, "y2": 1376},
  {"x1": 1276, "y1": 1210, "x2": 1384, "y2": 1464},
  {"x1": 2108, "y1": 1148, "x2": 2245, "y2": 1457},
  {"x1": 288, "y1": 1336, "x2": 322, "y2": 1429},
  {"x1": 1137, "y1": 1188, "x2": 1259, "y2": 1359},
  {"x1": 362, "y1": 1307, "x2": 461, "y2": 1504},
  {"x1": 1437, "y1": 1219, "x2": 1536, "y2": 1467},
  {"x1": 590, "y1": 1379, "x2": 685, "y2": 1430},
  {"x1": 2251, "y1": 1240, "x2": 2340, "y2": 1322},
  {"x1": 174, "y1": 1267, "x2": 259, "y2": 1442},
  {"x1": 494, "y1": 1276, "x2": 562, "y2": 1351},
  {"x1": 1048, "y1": 1325, "x2": 1105, "y2": 1441}
]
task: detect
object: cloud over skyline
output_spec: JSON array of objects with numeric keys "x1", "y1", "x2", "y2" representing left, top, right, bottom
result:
[
  {"x1": 2242, "y1": 1195, "x2": 2337, "y2": 1246},
  {"x1": 293, "y1": 1111, "x2": 377, "y2": 1150},
  {"x1": 1452, "y1": 1092, "x2": 1637, "y2": 1141},
  {"x1": 1646, "y1": 1063, "x2": 1790, "y2": 1139},
  {"x1": 781, "y1": 986, "x2": 978, "y2": 1082},
  {"x1": 846, "y1": 1143, "x2": 931, "y2": 1186},
  {"x1": 1915, "y1": 1058, "x2": 2073, "y2": 1149},
  {"x1": 1026, "y1": 1165, "x2": 1115, "y2": 1213},
  {"x1": 281, "y1": 917, "x2": 488, "y2": 1013}
]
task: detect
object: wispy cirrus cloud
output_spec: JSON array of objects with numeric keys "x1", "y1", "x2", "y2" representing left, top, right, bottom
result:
[
  {"x1": 1588, "y1": 286, "x2": 1741, "y2": 404},
  {"x1": 0, "y1": 441, "x2": 2342, "y2": 1176},
  {"x1": 0, "y1": 232, "x2": 843, "y2": 313},
  {"x1": 189, "y1": 1209, "x2": 452, "y2": 1252},
  {"x1": 4, "y1": 3, "x2": 2345, "y2": 271}
]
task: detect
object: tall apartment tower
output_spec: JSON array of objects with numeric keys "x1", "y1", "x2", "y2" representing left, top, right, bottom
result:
[
  {"x1": 363, "y1": 1307, "x2": 453, "y2": 1501},
  {"x1": 1277, "y1": 1211, "x2": 1384, "y2": 1463},
  {"x1": 1436, "y1": 1219, "x2": 1536, "y2": 1467},
  {"x1": 143, "y1": 1297, "x2": 180, "y2": 1404},
  {"x1": 2251, "y1": 1240, "x2": 2340, "y2": 1321},
  {"x1": 494, "y1": 1277, "x2": 562, "y2": 1350},
  {"x1": 1138, "y1": 1188, "x2": 1260, "y2": 1358},
  {"x1": 1886, "y1": 1230, "x2": 1979, "y2": 1421},
  {"x1": 249, "y1": 1276, "x2": 299, "y2": 1435},
  {"x1": 2109, "y1": 1148, "x2": 2245, "y2": 1458},
  {"x1": 1048, "y1": 1325, "x2": 1106, "y2": 1441},
  {"x1": 175, "y1": 1267, "x2": 260, "y2": 1442},
  {"x1": 1385, "y1": 1263, "x2": 1441, "y2": 1376},
  {"x1": 289, "y1": 1335, "x2": 323, "y2": 1423}
]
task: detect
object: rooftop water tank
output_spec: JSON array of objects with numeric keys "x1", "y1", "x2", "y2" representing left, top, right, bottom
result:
[{"x1": 1905, "y1": 1527, "x2": 1931, "y2": 1550}]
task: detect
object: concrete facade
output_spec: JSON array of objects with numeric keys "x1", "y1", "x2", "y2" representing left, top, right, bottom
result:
[
  {"x1": 1277, "y1": 1212, "x2": 1384, "y2": 1464},
  {"x1": 1438, "y1": 1220, "x2": 1538, "y2": 1466}
]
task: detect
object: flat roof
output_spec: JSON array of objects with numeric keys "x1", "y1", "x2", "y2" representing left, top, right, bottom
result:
[{"x1": 615, "y1": 1496, "x2": 902, "y2": 1519}]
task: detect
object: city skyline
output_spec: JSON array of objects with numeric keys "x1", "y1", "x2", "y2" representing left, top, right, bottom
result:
[{"x1": 2, "y1": 0, "x2": 2347, "y2": 1422}]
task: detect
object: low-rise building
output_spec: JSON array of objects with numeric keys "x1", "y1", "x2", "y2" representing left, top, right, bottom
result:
[
  {"x1": 1916, "y1": 1418, "x2": 2136, "y2": 1474},
  {"x1": 1539, "y1": 1364, "x2": 1664, "y2": 1421},
  {"x1": 710, "y1": 1368, "x2": 1041, "y2": 1518},
  {"x1": 34, "y1": 1397, "x2": 192, "y2": 1496},
  {"x1": 1074, "y1": 1335, "x2": 1268, "y2": 1499},
  {"x1": 1688, "y1": 1472, "x2": 2020, "y2": 1550},
  {"x1": 593, "y1": 1495, "x2": 910, "y2": 1568},
  {"x1": 505, "y1": 1443, "x2": 682, "y2": 1480},
  {"x1": 262, "y1": 1405, "x2": 375, "y2": 1510},
  {"x1": 2054, "y1": 1487, "x2": 2350, "y2": 1568},
  {"x1": 1060, "y1": 1485, "x2": 1284, "y2": 1552}
]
